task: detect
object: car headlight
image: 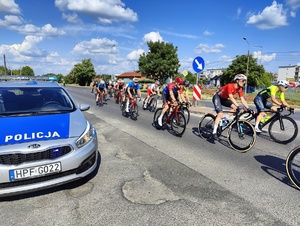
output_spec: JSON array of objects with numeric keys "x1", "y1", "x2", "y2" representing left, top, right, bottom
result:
[{"x1": 75, "y1": 122, "x2": 95, "y2": 148}]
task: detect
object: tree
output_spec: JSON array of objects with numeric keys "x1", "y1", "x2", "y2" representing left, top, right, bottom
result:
[
  {"x1": 138, "y1": 41, "x2": 180, "y2": 83},
  {"x1": 184, "y1": 71, "x2": 196, "y2": 84},
  {"x1": 73, "y1": 58, "x2": 96, "y2": 86},
  {"x1": 221, "y1": 54, "x2": 265, "y2": 86},
  {"x1": 21, "y1": 65, "x2": 34, "y2": 76}
]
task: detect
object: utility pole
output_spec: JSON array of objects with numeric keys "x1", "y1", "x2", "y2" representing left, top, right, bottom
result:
[
  {"x1": 3, "y1": 54, "x2": 7, "y2": 75},
  {"x1": 243, "y1": 37, "x2": 250, "y2": 94}
]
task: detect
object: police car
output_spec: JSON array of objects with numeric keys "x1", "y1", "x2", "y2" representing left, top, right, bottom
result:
[{"x1": 0, "y1": 76, "x2": 99, "y2": 197}]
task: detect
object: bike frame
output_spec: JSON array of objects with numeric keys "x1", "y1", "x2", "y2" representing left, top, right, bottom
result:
[
  {"x1": 165, "y1": 104, "x2": 181, "y2": 123},
  {"x1": 217, "y1": 110, "x2": 246, "y2": 135},
  {"x1": 243, "y1": 107, "x2": 293, "y2": 130}
]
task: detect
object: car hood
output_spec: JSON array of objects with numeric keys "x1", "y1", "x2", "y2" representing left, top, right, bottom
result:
[{"x1": 0, "y1": 109, "x2": 87, "y2": 146}]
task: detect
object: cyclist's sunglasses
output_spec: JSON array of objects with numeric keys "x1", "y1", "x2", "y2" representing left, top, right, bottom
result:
[{"x1": 284, "y1": 85, "x2": 289, "y2": 89}]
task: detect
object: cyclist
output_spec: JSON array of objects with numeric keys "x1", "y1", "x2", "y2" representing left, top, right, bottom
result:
[
  {"x1": 157, "y1": 77, "x2": 187, "y2": 127},
  {"x1": 211, "y1": 73, "x2": 252, "y2": 140},
  {"x1": 96, "y1": 79, "x2": 107, "y2": 104},
  {"x1": 124, "y1": 78, "x2": 142, "y2": 112},
  {"x1": 253, "y1": 80, "x2": 291, "y2": 133},
  {"x1": 181, "y1": 80, "x2": 192, "y2": 105},
  {"x1": 115, "y1": 79, "x2": 125, "y2": 104},
  {"x1": 143, "y1": 80, "x2": 160, "y2": 109},
  {"x1": 91, "y1": 79, "x2": 97, "y2": 93}
]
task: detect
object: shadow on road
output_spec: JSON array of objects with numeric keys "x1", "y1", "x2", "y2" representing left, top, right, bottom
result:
[{"x1": 254, "y1": 154, "x2": 298, "y2": 190}]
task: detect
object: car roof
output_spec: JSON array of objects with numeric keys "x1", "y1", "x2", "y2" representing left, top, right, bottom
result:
[
  {"x1": 0, "y1": 76, "x2": 60, "y2": 88},
  {"x1": 0, "y1": 81, "x2": 60, "y2": 88}
]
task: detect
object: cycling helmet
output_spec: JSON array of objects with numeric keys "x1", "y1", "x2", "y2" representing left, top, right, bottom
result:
[
  {"x1": 277, "y1": 80, "x2": 289, "y2": 87},
  {"x1": 100, "y1": 80, "x2": 105, "y2": 84},
  {"x1": 234, "y1": 74, "x2": 247, "y2": 81},
  {"x1": 155, "y1": 80, "x2": 160, "y2": 85},
  {"x1": 133, "y1": 77, "x2": 139, "y2": 83},
  {"x1": 184, "y1": 80, "x2": 190, "y2": 87},
  {"x1": 175, "y1": 77, "x2": 184, "y2": 85}
]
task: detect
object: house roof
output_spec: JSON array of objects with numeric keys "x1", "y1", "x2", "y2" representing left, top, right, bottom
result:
[{"x1": 117, "y1": 71, "x2": 142, "y2": 79}]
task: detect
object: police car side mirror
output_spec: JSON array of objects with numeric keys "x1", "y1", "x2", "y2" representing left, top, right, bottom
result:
[{"x1": 79, "y1": 104, "x2": 90, "y2": 111}]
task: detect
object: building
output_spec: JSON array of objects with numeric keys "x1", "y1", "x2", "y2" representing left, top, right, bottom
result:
[
  {"x1": 116, "y1": 71, "x2": 142, "y2": 81},
  {"x1": 198, "y1": 68, "x2": 224, "y2": 87},
  {"x1": 277, "y1": 64, "x2": 300, "y2": 82}
]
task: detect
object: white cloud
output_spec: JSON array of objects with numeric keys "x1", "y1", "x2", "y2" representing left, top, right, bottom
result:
[
  {"x1": 0, "y1": 15, "x2": 23, "y2": 27},
  {"x1": 143, "y1": 31, "x2": 163, "y2": 43},
  {"x1": 203, "y1": 30, "x2": 213, "y2": 36},
  {"x1": 62, "y1": 12, "x2": 82, "y2": 24},
  {"x1": 0, "y1": 0, "x2": 21, "y2": 14},
  {"x1": 127, "y1": 49, "x2": 144, "y2": 61},
  {"x1": 236, "y1": 7, "x2": 242, "y2": 18},
  {"x1": 286, "y1": 0, "x2": 300, "y2": 10},
  {"x1": 55, "y1": 0, "x2": 138, "y2": 24},
  {"x1": 72, "y1": 38, "x2": 116, "y2": 55},
  {"x1": 246, "y1": 1, "x2": 288, "y2": 29},
  {"x1": 195, "y1": 43, "x2": 225, "y2": 54}
]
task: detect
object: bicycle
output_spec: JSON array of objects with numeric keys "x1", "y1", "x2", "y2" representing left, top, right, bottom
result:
[
  {"x1": 198, "y1": 109, "x2": 256, "y2": 153},
  {"x1": 153, "y1": 102, "x2": 187, "y2": 137},
  {"x1": 95, "y1": 91, "x2": 104, "y2": 106},
  {"x1": 114, "y1": 89, "x2": 122, "y2": 104},
  {"x1": 240, "y1": 106, "x2": 297, "y2": 144},
  {"x1": 178, "y1": 101, "x2": 191, "y2": 124},
  {"x1": 121, "y1": 94, "x2": 140, "y2": 120},
  {"x1": 143, "y1": 94, "x2": 160, "y2": 112},
  {"x1": 286, "y1": 145, "x2": 300, "y2": 190}
]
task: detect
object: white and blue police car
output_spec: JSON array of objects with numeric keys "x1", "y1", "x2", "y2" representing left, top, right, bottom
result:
[{"x1": 0, "y1": 76, "x2": 99, "y2": 197}]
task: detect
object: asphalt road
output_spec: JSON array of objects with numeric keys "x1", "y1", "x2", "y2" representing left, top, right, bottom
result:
[{"x1": 1, "y1": 86, "x2": 299, "y2": 226}]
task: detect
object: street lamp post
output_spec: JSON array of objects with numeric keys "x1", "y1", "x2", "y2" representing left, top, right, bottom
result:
[
  {"x1": 110, "y1": 44, "x2": 115, "y2": 80},
  {"x1": 243, "y1": 37, "x2": 250, "y2": 94}
]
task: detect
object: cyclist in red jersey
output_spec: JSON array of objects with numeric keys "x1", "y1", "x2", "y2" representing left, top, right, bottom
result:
[{"x1": 211, "y1": 74, "x2": 252, "y2": 140}]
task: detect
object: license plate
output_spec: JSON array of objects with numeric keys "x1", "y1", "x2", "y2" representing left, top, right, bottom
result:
[{"x1": 9, "y1": 162, "x2": 62, "y2": 181}]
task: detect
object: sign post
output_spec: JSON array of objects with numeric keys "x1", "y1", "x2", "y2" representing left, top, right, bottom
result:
[{"x1": 192, "y1": 56, "x2": 205, "y2": 106}]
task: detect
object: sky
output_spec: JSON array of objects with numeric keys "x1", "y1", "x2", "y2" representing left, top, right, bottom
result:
[{"x1": 0, "y1": 0, "x2": 300, "y2": 77}]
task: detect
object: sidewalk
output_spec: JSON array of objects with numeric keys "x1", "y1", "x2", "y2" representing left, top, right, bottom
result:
[{"x1": 189, "y1": 105, "x2": 214, "y2": 115}]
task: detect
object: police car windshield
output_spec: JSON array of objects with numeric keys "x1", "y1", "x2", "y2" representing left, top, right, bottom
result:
[{"x1": 0, "y1": 87, "x2": 75, "y2": 114}]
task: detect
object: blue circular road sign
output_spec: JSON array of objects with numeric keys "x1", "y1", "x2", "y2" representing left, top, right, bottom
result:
[{"x1": 192, "y1": 56, "x2": 205, "y2": 73}]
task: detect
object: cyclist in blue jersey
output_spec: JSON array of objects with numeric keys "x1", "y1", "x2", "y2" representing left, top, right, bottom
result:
[
  {"x1": 123, "y1": 77, "x2": 142, "y2": 112},
  {"x1": 96, "y1": 80, "x2": 107, "y2": 104}
]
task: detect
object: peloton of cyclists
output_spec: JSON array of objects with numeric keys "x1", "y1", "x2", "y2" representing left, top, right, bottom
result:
[
  {"x1": 123, "y1": 77, "x2": 142, "y2": 112},
  {"x1": 211, "y1": 73, "x2": 253, "y2": 140},
  {"x1": 143, "y1": 80, "x2": 160, "y2": 109},
  {"x1": 157, "y1": 77, "x2": 187, "y2": 127},
  {"x1": 253, "y1": 79, "x2": 292, "y2": 133}
]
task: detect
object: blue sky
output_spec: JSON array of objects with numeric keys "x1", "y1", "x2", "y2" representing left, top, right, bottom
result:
[{"x1": 0, "y1": 0, "x2": 299, "y2": 76}]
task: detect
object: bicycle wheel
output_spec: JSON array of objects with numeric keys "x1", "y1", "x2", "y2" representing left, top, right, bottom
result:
[
  {"x1": 130, "y1": 102, "x2": 138, "y2": 120},
  {"x1": 170, "y1": 112, "x2": 186, "y2": 137},
  {"x1": 227, "y1": 120, "x2": 256, "y2": 153},
  {"x1": 286, "y1": 146, "x2": 300, "y2": 190},
  {"x1": 268, "y1": 116, "x2": 298, "y2": 144},
  {"x1": 180, "y1": 106, "x2": 190, "y2": 124},
  {"x1": 148, "y1": 98, "x2": 157, "y2": 112},
  {"x1": 198, "y1": 113, "x2": 215, "y2": 140}
]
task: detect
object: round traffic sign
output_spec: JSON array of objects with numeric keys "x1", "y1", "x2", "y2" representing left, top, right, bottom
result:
[{"x1": 192, "y1": 56, "x2": 205, "y2": 73}]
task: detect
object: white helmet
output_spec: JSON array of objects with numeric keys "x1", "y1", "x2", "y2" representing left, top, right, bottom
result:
[
  {"x1": 155, "y1": 80, "x2": 160, "y2": 85},
  {"x1": 133, "y1": 77, "x2": 139, "y2": 82},
  {"x1": 100, "y1": 80, "x2": 105, "y2": 84},
  {"x1": 277, "y1": 80, "x2": 289, "y2": 87},
  {"x1": 234, "y1": 74, "x2": 247, "y2": 81}
]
